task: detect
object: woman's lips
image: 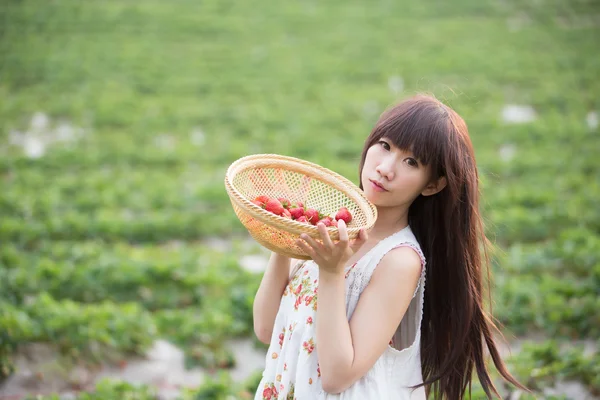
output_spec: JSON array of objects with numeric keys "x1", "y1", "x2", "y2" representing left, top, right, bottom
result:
[{"x1": 370, "y1": 180, "x2": 387, "y2": 192}]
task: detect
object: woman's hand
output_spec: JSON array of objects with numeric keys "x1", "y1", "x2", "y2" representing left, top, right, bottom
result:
[{"x1": 296, "y1": 220, "x2": 368, "y2": 277}]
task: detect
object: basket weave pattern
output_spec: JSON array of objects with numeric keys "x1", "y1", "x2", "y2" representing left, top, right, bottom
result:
[{"x1": 225, "y1": 154, "x2": 377, "y2": 260}]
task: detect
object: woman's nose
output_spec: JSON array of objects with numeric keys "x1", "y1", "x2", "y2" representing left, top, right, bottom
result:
[{"x1": 376, "y1": 159, "x2": 395, "y2": 180}]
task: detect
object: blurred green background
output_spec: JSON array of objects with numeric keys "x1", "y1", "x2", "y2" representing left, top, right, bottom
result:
[{"x1": 0, "y1": 0, "x2": 598, "y2": 399}]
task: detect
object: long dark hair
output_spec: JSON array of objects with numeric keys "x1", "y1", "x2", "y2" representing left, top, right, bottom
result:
[{"x1": 359, "y1": 94, "x2": 528, "y2": 399}]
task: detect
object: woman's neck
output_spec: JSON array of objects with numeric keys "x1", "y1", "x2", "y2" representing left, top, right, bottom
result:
[{"x1": 368, "y1": 205, "x2": 409, "y2": 241}]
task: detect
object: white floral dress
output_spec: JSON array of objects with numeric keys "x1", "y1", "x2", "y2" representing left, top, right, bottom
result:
[{"x1": 255, "y1": 225, "x2": 427, "y2": 400}]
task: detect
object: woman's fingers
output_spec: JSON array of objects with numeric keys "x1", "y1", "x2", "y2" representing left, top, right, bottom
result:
[
  {"x1": 337, "y1": 219, "x2": 349, "y2": 245},
  {"x1": 298, "y1": 233, "x2": 322, "y2": 253},
  {"x1": 317, "y1": 223, "x2": 334, "y2": 248},
  {"x1": 297, "y1": 222, "x2": 366, "y2": 266},
  {"x1": 296, "y1": 238, "x2": 316, "y2": 259}
]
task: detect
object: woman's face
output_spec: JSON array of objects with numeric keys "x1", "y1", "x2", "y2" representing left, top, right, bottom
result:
[{"x1": 361, "y1": 137, "x2": 435, "y2": 209}]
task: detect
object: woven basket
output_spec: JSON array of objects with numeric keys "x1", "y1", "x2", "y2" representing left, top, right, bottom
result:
[{"x1": 224, "y1": 154, "x2": 378, "y2": 260}]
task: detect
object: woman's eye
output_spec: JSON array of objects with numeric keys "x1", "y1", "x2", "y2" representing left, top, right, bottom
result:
[
  {"x1": 378, "y1": 140, "x2": 390, "y2": 150},
  {"x1": 406, "y1": 158, "x2": 419, "y2": 167}
]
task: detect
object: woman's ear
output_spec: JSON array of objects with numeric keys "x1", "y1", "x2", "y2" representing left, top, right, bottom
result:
[{"x1": 421, "y1": 176, "x2": 447, "y2": 196}]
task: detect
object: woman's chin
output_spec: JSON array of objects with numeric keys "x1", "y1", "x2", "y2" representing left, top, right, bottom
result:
[{"x1": 364, "y1": 192, "x2": 383, "y2": 205}]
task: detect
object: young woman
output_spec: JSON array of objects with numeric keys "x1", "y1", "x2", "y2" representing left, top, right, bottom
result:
[{"x1": 252, "y1": 94, "x2": 527, "y2": 399}]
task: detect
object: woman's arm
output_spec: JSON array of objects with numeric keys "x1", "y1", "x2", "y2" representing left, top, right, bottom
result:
[
  {"x1": 252, "y1": 252, "x2": 300, "y2": 344},
  {"x1": 317, "y1": 247, "x2": 422, "y2": 393}
]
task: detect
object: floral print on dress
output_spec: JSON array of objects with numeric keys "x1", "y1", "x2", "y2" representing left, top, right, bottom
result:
[
  {"x1": 288, "y1": 321, "x2": 297, "y2": 340},
  {"x1": 304, "y1": 293, "x2": 317, "y2": 310},
  {"x1": 278, "y1": 326, "x2": 286, "y2": 348},
  {"x1": 286, "y1": 383, "x2": 295, "y2": 399},
  {"x1": 303, "y1": 338, "x2": 315, "y2": 355},
  {"x1": 288, "y1": 271, "x2": 318, "y2": 312},
  {"x1": 262, "y1": 382, "x2": 278, "y2": 399}
]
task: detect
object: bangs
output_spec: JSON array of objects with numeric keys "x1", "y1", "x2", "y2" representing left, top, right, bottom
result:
[{"x1": 372, "y1": 97, "x2": 452, "y2": 177}]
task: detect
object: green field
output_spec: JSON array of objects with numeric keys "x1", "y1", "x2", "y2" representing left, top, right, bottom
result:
[{"x1": 1, "y1": 0, "x2": 599, "y2": 398}]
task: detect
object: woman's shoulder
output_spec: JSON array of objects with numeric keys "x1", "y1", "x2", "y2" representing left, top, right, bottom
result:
[{"x1": 377, "y1": 245, "x2": 423, "y2": 279}]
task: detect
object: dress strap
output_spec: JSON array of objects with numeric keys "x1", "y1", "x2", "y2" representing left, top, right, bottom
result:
[{"x1": 358, "y1": 227, "x2": 425, "y2": 291}]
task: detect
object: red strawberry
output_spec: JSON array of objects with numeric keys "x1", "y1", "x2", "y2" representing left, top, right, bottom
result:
[
  {"x1": 335, "y1": 207, "x2": 352, "y2": 224},
  {"x1": 251, "y1": 199, "x2": 264, "y2": 208},
  {"x1": 282, "y1": 209, "x2": 292, "y2": 219},
  {"x1": 254, "y1": 195, "x2": 270, "y2": 206},
  {"x1": 296, "y1": 216, "x2": 309, "y2": 224},
  {"x1": 295, "y1": 201, "x2": 304, "y2": 209},
  {"x1": 289, "y1": 207, "x2": 304, "y2": 220},
  {"x1": 317, "y1": 217, "x2": 333, "y2": 227},
  {"x1": 265, "y1": 199, "x2": 285, "y2": 216},
  {"x1": 329, "y1": 218, "x2": 338, "y2": 227},
  {"x1": 278, "y1": 198, "x2": 291, "y2": 209},
  {"x1": 304, "y1": 208, "x2": 320, "y2": 225}
]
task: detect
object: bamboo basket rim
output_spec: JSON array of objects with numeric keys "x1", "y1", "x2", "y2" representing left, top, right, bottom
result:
[{"x1": 224, "y1": 153, "x2": 378, "y2": 238}]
